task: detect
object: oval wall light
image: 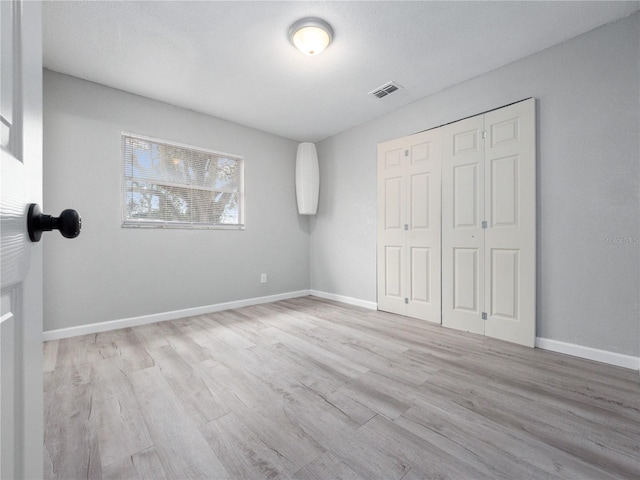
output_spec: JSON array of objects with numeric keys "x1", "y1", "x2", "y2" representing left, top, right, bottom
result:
[
  {"x1": 295, "y1": 142, "x2": 320, "y2": 215},
  {"x1": 289, "y1": 17, "x2": 333, "y2": 56}
]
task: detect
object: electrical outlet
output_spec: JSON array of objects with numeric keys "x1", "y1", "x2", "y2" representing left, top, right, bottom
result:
[{"x1": 260, "y1": 273, "x2": 267, "y2": 284}]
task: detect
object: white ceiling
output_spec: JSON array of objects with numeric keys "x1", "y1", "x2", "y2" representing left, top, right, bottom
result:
[{"x1": 43, "y1": 1, "x2": 640, "y2": 142}]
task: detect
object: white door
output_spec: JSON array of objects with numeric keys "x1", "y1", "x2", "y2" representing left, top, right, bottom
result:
[
  {"x1": 405, "y1": 129, "x2": 441, "y2": 322},
  {"x1": 442, "y1": 115, "x2": 486, "y2": 334},
  {"x1": 1, "y1": 1, "x2": 44, "y2": 478},
  {"x1": 442, "y1": 99, "x2": 536, "y2": 346},
  {"x1": 377, "y1": 137, "x2": 407, "y2": 316},
  {"x1": 377, "y1": 130, "x2": 441, "y2": 323},
  {"x1": 483, "y1": 99, "x2": 536, "y2": 347}
]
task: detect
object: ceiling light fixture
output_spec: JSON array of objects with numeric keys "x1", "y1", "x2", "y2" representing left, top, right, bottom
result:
[{"x1": 289, "y1": 17, "x2": 333, "y2": 56}]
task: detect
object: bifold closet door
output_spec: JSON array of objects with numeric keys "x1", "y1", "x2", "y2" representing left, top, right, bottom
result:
[
  {"x1": 377, "y1": 130, "x2": 441, "y2": 323},
  {"x1": 441, "y1": 115, "x2": 486, "y2": 335},
  {"x1": 483, "y1": 100, "x2": 536, "y2": 346},
  {"x1": 377, "y1": 137, "x2": 407, "y2": 316},
  {"x1": 442, "y1": 99, "x2": 536, "y2": 347}
]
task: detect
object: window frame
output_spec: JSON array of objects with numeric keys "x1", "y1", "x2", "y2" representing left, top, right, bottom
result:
[{"x1": 121, "y1": 132, "x2": 245, "y2": 230}]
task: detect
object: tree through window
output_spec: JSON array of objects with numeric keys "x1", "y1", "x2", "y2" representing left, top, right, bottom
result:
[{"x1": 122, "y1": 133, "x2": 244, "y2": 229}]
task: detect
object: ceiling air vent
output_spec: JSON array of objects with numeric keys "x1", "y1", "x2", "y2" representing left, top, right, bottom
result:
[{"x1": 369, "y1": 81, "x2": 402, "y2": 99}]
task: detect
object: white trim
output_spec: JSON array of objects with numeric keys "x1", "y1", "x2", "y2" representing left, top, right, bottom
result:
[
  {"x1": 42, "y1": 290, "x2": 639, "y2": 372},
  {"x1": 536, "y1": 337, "x2": 639, "y2": 371},
  {"x1": 42, "y1": 290, "x2": 310, "y2": 341},
  {"x1": 309, "y1": 290, "x2": 377, "y2": 310}
]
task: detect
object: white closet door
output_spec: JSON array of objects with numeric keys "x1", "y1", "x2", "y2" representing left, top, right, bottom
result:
[
  {"x1": 406, "y1": 130, "x2": 441, "y2": 323},
  {"x1": 377, "y1": 130, "x2": 441, "y2": 323},
  {"x1": 484, "y1": 99, "x2": 536, "y2": 346},
  {"x1": 377, "y1": 137, "x2": 407, "y2": 316},
  {"x1": 443, "y1": 99, "x2": 536, "y2": 346},
  {"x1": 442, "y1": 115, "x2": 486, "y2": 334}
]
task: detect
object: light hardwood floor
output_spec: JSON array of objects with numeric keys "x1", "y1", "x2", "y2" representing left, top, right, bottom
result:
[{"x1": 44, "y1": 296, "x2": 640, "y2": 479}]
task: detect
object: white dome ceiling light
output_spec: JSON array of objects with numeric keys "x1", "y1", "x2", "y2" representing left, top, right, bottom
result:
[{"x1": 289, "y1": 17, "x2": 334, "y2": 56}]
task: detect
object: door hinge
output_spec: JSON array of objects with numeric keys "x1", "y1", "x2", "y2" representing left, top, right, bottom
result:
[
  {"x1": 481, "y1": 131, "x2": 487, "y2": 139},
  {"x1": 404, "y1": 150, "x2": 409, "y2": 157},
  {"x1": 404, "y1": 298, "x2": 409, "y2": 304},
  {"x1": 482, "y1": 312, "x2": 487, "y2": 320},
  {"x1": 482, "y1": 220, "x2": 487, "y2": 229},
  {"x1": 404, "y1": 224, "x2": 409, "y2": 231}
]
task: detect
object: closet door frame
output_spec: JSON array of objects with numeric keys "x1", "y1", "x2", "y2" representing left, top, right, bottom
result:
[{"x1": 377, "y1": 98, "x2": 535, "y2": 347}]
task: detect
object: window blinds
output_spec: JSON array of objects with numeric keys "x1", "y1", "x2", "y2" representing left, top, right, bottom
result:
[{"x1": 122, "y1": 134, "x2": 244, "y2": 228}]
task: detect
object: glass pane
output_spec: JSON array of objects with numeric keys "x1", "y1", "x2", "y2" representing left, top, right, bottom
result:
[
  {"x1": 191, "y1": 151, "x2": 216, "y2": 189},
  {"x1": 215, "y1": 191, "x2": 240, "y2": 224},
  {"x1": 214, "y1": 157, "x2": 239, "y2": 191},
  {"x1": 123, "y1": 135, "x2": 243, "y2": 227},
  {"x1": 190, "y1": 189, "x2": 219, "y2": 224},
  {"x1": 128, "y1": 140, "x2": 166, "y2": 183},
  {"x1": 126, "y1": 180, "x2": 191, "y2": 223}
]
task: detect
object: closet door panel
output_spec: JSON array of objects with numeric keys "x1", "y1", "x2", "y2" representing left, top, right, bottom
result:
[
  {"x1": 377, "y1": 139, "x2": 407, "y2": 315},
  {"x1": 410, "y1": 172, "x2": 430, "y2": 229},
  {"x1": 410, "y1": 246, "x2": 430, "y2": 303},
  {"x1": 453, "y1": 247, "x2": 480, "y2": 312},
  {"x1": 406, "y1": 130, "x2": 441, "y2": 323},
  {"x1": 384, "y1": 176, "x2": 403, "y2": 229},
  {"x1": 484, "y1": 99, "x2": 536, "y2": 347},
  {"x1": 453, "y1": 163, "x2": 479, "y2": 228},
  {"x1": 490, "y1": 248, "x2": 519, "y2": 319},
  {"x1": 442, "y1": 116, "x2": 485, "y2": 335},
  {"x1": 384, "y1": 246, "x2": 404, "y2": 298},
  {"x1": 490, "y1": 155, "x2": 519, "y2": 228}
]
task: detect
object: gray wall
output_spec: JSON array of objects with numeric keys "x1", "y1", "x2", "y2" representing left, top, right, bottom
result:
[
  {"x1": 311, "y1": 13, "x2": 640, "y2": 356},
  {"x1": 44, "y1": 71, "x2": 309, "y2": 331}
]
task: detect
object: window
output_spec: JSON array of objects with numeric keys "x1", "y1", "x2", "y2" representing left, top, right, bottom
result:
[{"x1": 122, "y1": 133, "x2": 244, "y2": 229}]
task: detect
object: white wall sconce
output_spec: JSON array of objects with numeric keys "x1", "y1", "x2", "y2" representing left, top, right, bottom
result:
[
  {"x1": 289, "y1": 17, "x2": 333, "y2": 56},
  {"x1": 295, "y1": 142, "x2": 319, "y2": 215}
]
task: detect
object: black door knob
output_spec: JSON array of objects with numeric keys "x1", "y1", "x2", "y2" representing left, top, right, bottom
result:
[{"x1": 27, "y1": 203, "x2": 81, "y2": 242}]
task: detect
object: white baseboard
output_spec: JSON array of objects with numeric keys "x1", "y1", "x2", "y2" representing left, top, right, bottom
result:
[
  {"x1": 309, "y1": 289, "x2": 377, "y2": 310},
  {"x1": 536, "y1": 337, "x2": 639, "y2": 371},
  {"x1": 308, "y1": 291, "x2": 639, "y2": 371},
  {"x1": 42, "y1": 290, "x2": 311, "y2": 341},
  {"x1": 43, "y1": 290, "x2": 639, "y2": 372}
]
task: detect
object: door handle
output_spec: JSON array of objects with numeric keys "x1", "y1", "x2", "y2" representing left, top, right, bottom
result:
[{"x1": 27, "y1": 203, "x2": 81, "y2": 242}]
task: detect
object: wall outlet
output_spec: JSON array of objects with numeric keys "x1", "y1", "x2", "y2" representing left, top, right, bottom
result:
[{"x1": 260, "y1": 273, "x2": 267, "y2": 284}]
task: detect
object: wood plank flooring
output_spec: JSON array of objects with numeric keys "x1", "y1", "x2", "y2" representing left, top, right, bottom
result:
[{"x1": 44, "y1": 296, "x2": 640, "y2": 479}]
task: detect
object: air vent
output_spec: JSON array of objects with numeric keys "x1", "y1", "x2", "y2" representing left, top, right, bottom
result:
[{"x1": 369, "y1": 81, "x2": 402, "y2": 99}]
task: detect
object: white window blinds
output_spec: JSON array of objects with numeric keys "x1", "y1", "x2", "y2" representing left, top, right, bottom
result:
[{"x1": 122, "y1": 133, "x2": 244, "y2": 229}]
